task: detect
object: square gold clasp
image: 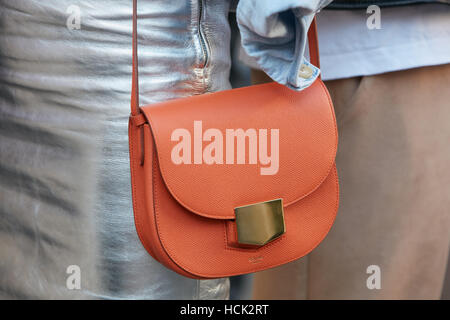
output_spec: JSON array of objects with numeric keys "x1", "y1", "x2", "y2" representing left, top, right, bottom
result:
[{"x1": 234, "y1": 199, "x2": 285, "y2": 246}]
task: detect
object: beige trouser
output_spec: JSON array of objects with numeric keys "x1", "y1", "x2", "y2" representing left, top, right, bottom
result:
[{"x1": 252, "y1": 64, "x2": 450, "y2": 299}]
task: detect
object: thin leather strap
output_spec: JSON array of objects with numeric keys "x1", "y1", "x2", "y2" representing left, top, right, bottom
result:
[
  {"x1": 307, "y1": 17, "x2": 320, "y2": 70},
  {"x1": 131, "y1": 0, "x2": 139, "y2": 115},
  {"x1": 131, "y1": 1, "x2": 320, "y2": 114}
]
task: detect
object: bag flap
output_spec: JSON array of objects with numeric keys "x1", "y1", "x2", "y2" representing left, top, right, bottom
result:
[{"x1": 140, "y1": 80, "x2": 337, "y2": 219}]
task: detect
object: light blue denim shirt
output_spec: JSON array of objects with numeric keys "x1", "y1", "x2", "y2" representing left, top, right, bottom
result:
[{"x1": 236, "y1": 0, "x2": 332, "y2": 90}]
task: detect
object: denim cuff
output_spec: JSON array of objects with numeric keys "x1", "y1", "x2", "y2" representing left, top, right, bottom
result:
[{"x1": 236, "y1": 0, "x2": 331, "y2": 91}]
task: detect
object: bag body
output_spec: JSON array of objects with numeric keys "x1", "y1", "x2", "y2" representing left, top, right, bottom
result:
[{"x1": 128, "y1": 0, "x2": 339, "y2": 279}]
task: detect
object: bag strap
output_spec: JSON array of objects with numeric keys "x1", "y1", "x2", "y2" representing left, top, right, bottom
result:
[
  {"x1": 131, "y1": 0, "x2": 139, "y2": 116},
  {"x1": 131, "y1": 0, "x2": 321, "y2": 116},
  {"x1": 307, "y1": 17, "x2": 320, "y2": 71}
]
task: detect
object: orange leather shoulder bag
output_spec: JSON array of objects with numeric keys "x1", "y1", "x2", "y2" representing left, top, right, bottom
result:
[{"x1": 128, "y1": 0, "x2": 339, "y2": 279}]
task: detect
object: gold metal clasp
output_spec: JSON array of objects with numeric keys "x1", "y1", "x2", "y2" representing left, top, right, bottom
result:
[{"x1": 234, "y1": 199, "x2": 285, "y2": 246}]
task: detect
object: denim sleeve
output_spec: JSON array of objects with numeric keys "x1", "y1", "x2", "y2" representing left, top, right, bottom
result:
[{"x1": 236, "y1": 0, "x2": 332, "y2": 91}]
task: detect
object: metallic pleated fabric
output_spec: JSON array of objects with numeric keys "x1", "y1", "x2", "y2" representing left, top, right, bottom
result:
[{"x1": 0, "y1": 0, "x2": 231, "y2": 299}]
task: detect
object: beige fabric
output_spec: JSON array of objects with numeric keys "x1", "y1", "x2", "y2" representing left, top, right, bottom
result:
[{"x1": 253, "y1": 64, "x2": 450, "y2": 299}]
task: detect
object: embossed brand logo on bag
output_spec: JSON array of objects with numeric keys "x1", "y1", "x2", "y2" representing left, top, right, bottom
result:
[
  {"x1": 248, "y1": 256, "x2": 264, "y2": 264},
  {"x1": 171, "y1": 121, "x2": 279, "y2": 175}
]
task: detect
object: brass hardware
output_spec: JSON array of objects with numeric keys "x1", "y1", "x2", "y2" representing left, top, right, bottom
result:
[{"x1": 234, "y1": 199, "x2": 285, "y2": 246}]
